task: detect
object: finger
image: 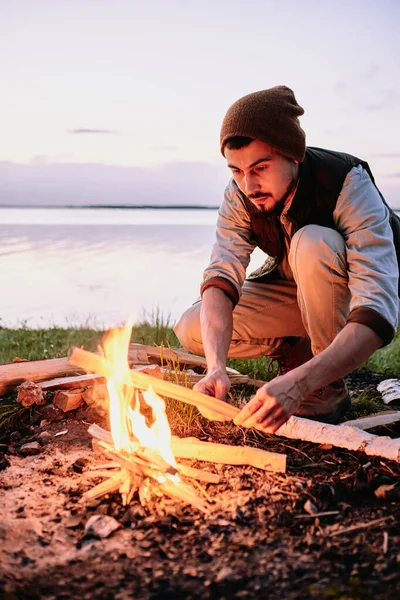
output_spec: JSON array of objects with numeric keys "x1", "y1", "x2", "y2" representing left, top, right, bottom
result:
[
  {"x1": 257, "y1": 409, "x2": 289, "y2": 434},
  {"x1": 233, "y1": 395, "x2": 263, "y2": 425},
  {"x1": 239, "y1": 402, "x2": 278, "y2": 429}
]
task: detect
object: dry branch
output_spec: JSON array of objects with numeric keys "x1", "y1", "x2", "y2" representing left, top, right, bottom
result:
[{"x1": 41, "y1": 373, "x2": 105, "y2": 390}]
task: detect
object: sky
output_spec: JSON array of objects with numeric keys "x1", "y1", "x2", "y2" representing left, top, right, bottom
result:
[{"x1": 1, "y1": 0, "x2": 399, "y2": 207}]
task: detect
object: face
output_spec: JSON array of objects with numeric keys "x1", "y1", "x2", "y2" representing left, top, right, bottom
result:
[{"x1": 225, "y1": 139, "x2": 299, "y2": 215}]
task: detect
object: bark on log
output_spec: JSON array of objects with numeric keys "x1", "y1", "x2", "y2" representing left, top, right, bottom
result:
[
  {"x1": 0, "y1": 358, "x2": 83, "y2": 396},
  {"x1": 171, "y1": 436, "x2": 286, "y2": 473}
]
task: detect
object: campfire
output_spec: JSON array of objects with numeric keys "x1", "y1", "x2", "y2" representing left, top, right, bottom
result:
[{"x1": 67, "y1": 321, "x2": 286, "y2": 513}]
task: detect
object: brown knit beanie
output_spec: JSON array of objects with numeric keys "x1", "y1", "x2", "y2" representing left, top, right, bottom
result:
[{"x1": 220, "y1": 85, "x2": 306, "y2": 162}]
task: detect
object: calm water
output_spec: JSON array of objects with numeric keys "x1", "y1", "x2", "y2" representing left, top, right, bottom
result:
[{"x1": 1, "y1": 207, "x2": 397, "y2": 330}]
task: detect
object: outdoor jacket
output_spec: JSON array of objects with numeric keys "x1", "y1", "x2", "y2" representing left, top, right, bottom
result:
[{"x1": 201, "y1": 147, "x2": 400, "y2": 345}]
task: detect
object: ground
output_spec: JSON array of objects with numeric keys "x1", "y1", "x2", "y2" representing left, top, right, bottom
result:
[{"x1": 1, "y1": 369, "x2": 399, "y2": 600}]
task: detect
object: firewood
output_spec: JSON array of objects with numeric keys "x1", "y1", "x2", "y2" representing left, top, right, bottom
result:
[
  {"x1": 53, "y1": 388, "x2": 85, "y2": 412},
  {"x1": 175, "y1": 464, "x2": 221, "y2": 484},
  {"x1": 129, "y1": 348, "x2": 150, "y2": 365},
  {"x1": 128, "y1": 344, "x2": 240, "y2": 375},
  {"x1": 83, "y1": 469, "x2": 129, "y2": 501},
  {"x1": 71, "y1": 347, "x2": 400, "y2": 463},
  {"x1": 82, "y1": 384, "x2": 109, "y2": 406},
  {"x1": 41, "y1": 373, "x2": 105, "y2": 390},
  {"x1": 0, "y1": 357, "x2": 84, "y2": 396},
  {"x1": 342, "y1": 411, "x2": 400, "y2": 430},
  {"x1": 171, "y1": 436, "x2": 286, "y2": 473}
]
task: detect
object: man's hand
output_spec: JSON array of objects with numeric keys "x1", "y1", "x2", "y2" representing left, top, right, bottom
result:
[
  {"x1": 234, "y1": 373, "x2": 304, "y2": 433},
  {"x1": 193, "y1": 368, "x2": 232, "y2": 421}
]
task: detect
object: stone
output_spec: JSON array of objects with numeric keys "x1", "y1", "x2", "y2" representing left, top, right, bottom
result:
[
  {"x1": 38, "y1": 431, "x2": 52, "y2": 445},
  {"x1": 19, "y1": 442, "x2": 42, "y2": 456},
  {"x1": 84, "y1": 515, "x2": 120, "y2": 539}
]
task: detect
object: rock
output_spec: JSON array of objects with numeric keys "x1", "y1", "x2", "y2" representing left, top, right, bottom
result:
[
  {"x1": 39, "y1": 420, "x2": 50, "y2": 428},
  {"x1": 65, "y1": 513, "x2": 84, "y2": 528},
  {"x1": 19, "y1": 442, "x2": 42, "y2": 456},
  {"x1": 9, "y1": 431, "x2": 22, "y2": 444},
  {"x1": 38, "y1": 431, "x2": 52, "y2": 445},
  {"x1": 16, "y1": 381, "x2": 46, "y2": 407},
  {"x1": 84, "y1": 515, "x2": 120, "y2": 539},
  {"x1": 215, "y1": 566, "x2": 234, "y2": 582},
  {"x1": 0, "y1": 455, "x2": 10, "y2": 471},
  {"x1": 39, "y1": 405, "x2": 65, "y2": 422},
  {"x1": 304, "y1": 499, "x2": 318, "y2": 515},
  {"x1": 72, "y1": 458, "x2": 88, "y2": 474}
]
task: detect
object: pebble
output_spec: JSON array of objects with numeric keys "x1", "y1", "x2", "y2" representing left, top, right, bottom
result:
[
  {"x1": 38, "y1": 431, "x2": 52, "y2": 445},
  {"x1": 304, "y1": 499, "x2": 318, "y2": 515},
  {"x1": 19, "y1": 442, "x2": 42, "y2": 456},
  {"x1": 9, "y1": 431, "x2": 22, "y2": 444},
  {"x1": 84, "y1": 514, "x2": 120, "y2": 539}
]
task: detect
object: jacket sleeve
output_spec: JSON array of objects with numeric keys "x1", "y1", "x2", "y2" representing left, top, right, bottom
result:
[
  {"x1": 200, "y1": 179, "x2": 256, "y2": 306},
  {"x1": 333, "y1": 165, "x2": 399, "y2": 345}
]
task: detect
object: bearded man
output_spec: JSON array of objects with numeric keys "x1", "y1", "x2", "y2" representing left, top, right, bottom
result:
[{"x1": 174, "y1": 85, "x2": 400, "y2": 432}]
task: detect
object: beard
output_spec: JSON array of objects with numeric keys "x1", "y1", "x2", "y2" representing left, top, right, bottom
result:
[{"x1": 248, "y1": 176, "x2": 297, "y2": 216}]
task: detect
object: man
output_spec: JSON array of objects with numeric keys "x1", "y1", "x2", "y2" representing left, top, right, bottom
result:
[{"x1": 174, "y1": 85, "x2": 400, "y2": 433}]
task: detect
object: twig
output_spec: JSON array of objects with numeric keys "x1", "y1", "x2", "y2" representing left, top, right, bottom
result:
[{"x1": 329, "y1": 516, "x2": 393, "y2": 537}]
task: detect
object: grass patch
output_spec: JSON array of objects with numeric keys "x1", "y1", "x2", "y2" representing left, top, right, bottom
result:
[{"x1": 363, "y1": 330, "x2": 400, "y2": 376}]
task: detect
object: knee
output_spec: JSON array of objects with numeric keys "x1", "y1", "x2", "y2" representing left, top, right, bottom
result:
[
  {"x1": 173, "y1": 302, "x2": 204, "y2": 355},
  {"x1": 289, "y1": 225, "x2": 346, "y2": 273}
]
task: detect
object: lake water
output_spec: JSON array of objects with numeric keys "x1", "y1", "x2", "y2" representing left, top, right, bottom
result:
[{"x1": 1, "y1": 207, "x2": 397, "y2": 330}]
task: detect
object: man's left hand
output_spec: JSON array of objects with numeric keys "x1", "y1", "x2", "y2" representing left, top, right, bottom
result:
[{"x1": 233, "y1": 374, "x2": 304, "y2": 433}]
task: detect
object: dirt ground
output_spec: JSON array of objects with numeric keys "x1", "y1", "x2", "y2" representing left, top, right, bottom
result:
[{"x1": 1, "y1": 377, "x2": 400, "y2": 600}]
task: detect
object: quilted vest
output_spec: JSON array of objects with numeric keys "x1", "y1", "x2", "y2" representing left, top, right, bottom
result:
[{"x1": 243, "y1": 147, "x2": 400, "y2": 295}]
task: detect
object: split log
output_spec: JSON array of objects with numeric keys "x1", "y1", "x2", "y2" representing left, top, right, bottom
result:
[
  {"x1": 88, "y1": 424, "x2": 285, "y2": 474},
  {"x1": 343, "y1": 411, "x2": 400, "y2": 430},
  {"x1": 82, "y1": 384, "x2": 109, "y2": 406},
  {"x1": 0, "y1": 357, "x2": 83, "y2": 396},
  {"x1": 54, "y1": 388, "x2": 85, "y2": 412},
  {"x1": 171, "y1": 436, "x2": 286, "y2": 473},
  {"x1": 41, "y1": 373, "x2": 105, "y2": 390}
]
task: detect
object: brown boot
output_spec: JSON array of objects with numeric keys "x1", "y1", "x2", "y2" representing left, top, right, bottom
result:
[{"x1": 272, "y1": 337, "x2": 351, "y2": 424}]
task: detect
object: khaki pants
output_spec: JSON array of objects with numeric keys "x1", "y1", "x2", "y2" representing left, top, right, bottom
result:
[{"x1": 174, "y1": 225, "x2": 351, "y2": 358}]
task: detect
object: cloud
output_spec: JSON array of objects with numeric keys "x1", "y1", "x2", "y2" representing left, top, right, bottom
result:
[
  {"x1": 69, "y1": 128, "x2": 119, "y2": 135},
  {"x1": 362, "y1": 64, "x2": 380, "y2": 79}
]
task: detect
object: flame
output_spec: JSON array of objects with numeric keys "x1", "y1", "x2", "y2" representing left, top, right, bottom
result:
[{"x1": 101, "y1": 319, "x2": 176, "y2": 469}]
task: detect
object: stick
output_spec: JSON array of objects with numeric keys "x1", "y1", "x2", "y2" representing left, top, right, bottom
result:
[
  {"x1": 329, "y1": 516, "x2": 393, "y2": 537},
  {"x1": 40, "y1": 373, "x2": 105, "y2": 390},
  {"x1": 171, "y1": 436, "x2": 286, "y2": 473},
  {"x1": 175, "y1": 463, "x2": 221, "y2": 484}
]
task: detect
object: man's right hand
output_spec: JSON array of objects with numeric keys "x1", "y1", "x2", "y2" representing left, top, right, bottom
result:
[{"x1": 193, "y1": 368, "x2": 232, "y2": 421}]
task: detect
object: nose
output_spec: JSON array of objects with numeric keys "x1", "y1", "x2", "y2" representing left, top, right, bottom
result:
[{"x1": 243, "y1": 172, "x2": 260, "y2": 196}]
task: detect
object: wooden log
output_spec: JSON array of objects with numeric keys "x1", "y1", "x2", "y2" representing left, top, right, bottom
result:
[
  {"x1": 171, "y1": 436, "x2": 286, "y2": 473},
  {"x1": 53, "y1": 388, "x2": 85, "y2": 412},
  {"x1": 128, "y1": 344, "x2": 240, "y2": 375},
  {"x1": 342, "y1": 411, "x2": 400, "y2": 430},
  {"x1": 82, "y1": 384, "x2": 109, "y2": 406},
  {"x1": 83, "y1": 469, "x2": 129, "y2": 501},
  {"x1": 175, "y1": 463, "x2": 221, "y2": 484},
  {"x1": 277, "y1": 417, "x2": 400, "y2": 462},
  {"x1": 0, "y1": 357, "x2": 84, "y2": 396},
  {"x1": 41, "y1": 373, "x2": 105, "y2": 390}
]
